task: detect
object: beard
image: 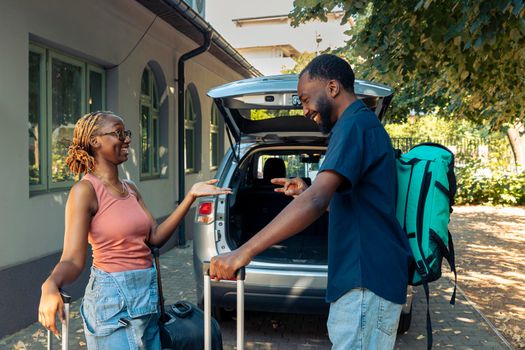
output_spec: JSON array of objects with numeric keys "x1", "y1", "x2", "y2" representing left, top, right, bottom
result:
[{"x1": 316, "y1": 94, "x2": 335, "y2": 134}]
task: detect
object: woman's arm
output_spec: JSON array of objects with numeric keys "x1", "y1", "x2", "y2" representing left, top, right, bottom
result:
[
  {"x1": 128, "y1": 179, "x2": 231, "y2": 247},
  {"x1": 39, "y1": 180, "x2": 95, "y2": 336}
]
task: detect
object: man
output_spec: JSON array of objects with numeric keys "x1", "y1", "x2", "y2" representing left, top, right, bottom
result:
[{"x1": 210, "y1": 54, "x2": 411, "y2": 349}]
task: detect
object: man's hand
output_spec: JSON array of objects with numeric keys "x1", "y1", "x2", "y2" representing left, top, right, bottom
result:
[
  {"x1": 210, "y1": 249, "x2": 251, "y2": 281},
  {"x1": 271, "y1": 177, "x2": 308, "y2": 197}
]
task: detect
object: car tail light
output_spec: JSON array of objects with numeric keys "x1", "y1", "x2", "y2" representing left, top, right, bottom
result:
[{"x1": 196, "y1": 201, "x2": 214, "y2": 224}]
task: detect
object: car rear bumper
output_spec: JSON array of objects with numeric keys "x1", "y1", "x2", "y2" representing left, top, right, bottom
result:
[
  {"x1": 213, "y1": 282, "x2": 329, "y2": 314},
  {"x1": 193, "y1": 254, "x2": 329, "y2": 314}
]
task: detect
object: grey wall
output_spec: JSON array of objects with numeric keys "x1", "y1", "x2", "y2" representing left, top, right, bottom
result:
[
  {"x1": 0, "y1": 216, "x2": 177, "y2": 337},
  {"x1": 0, "y1": 252, "x2": 92, "y2": 337},
  {"x1": 0, "y1": 0, "x2": 244, "y2": 338}
]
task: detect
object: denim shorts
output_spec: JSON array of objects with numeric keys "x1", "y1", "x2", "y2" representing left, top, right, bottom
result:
[
  {"x1": 327, "y1": 288, "x2": 402, "y2": 350},
  {"x1": 80, "y1": 266, "x2": 160, "y2": 350}
]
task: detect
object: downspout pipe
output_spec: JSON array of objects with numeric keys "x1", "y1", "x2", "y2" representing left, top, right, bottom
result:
[{"x1": 176, "y1": 30, "x2": 213, "y2": 246}]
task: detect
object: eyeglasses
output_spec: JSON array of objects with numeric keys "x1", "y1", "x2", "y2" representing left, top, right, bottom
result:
[{"x1": 98, "y1": 129, "x2": 132, "y2": 141}]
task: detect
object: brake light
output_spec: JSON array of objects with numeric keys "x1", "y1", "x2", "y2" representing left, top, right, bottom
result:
[
  {"x1": 196, "y1": 201, "x2": 214, "y2": 224},
  {"x1": 199, "y1": 202, "x2": 213, "y2": 215}
]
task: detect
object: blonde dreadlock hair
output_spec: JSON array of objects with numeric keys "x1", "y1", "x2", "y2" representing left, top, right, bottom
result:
[{"x1": 65, "y1": 111, "x2": 115, "y2": 176}]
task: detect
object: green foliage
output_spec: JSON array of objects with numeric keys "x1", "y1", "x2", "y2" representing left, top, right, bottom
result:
[
  {"x1": 52, "y1": 139, "x2": 74, "y2": 183},
  {"x1": 385, "y1": 114, "x2": 476, "y2": 140},
  {"x1": 288, "y1": 0, "x2": 525, "y2": 204},
  {"x1": 250, "y1": 110, "x2": 274, "y2": 121},
  {"x1": 29, "y1": 164, "x2": 40, "y2": 185},
  {"x1": 52, "y1": 152, "x2": 74, "y2": 182},
  {"x1": 453, "y1": 137, "x2": 523, "y2": 205},
  {"x1": 290, "y1": 0, "x2": 525, "y2": 129},
  {"x1": 455, "y1": 160, "x2": 525, "y2": 205},
  {"x1": 386, "y1": 115, "x2": 522, "y2": 205},
  {"x1": 282, "y1": 52, "x2": 317, "y2": 74},
  {"x1": 249, "y1": 109, "x2": 303, "y2": 120}
]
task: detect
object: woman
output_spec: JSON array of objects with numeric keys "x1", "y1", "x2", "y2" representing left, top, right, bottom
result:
[{"x1": 38, "y1": 111, "x2": 231, "y2": 349}]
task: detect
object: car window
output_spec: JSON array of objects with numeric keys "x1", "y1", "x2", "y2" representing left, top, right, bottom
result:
[
  {"x1": 256, "y1": 153, "x2": 325, "y2": 180},
  {"x1": 239, "y1": 109, "x2": 303, "y2": 121}
]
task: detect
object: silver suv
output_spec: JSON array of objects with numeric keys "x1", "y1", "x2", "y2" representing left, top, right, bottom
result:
[{"x1": 193, "y1": 74, "x2": 412, "y2": 332}]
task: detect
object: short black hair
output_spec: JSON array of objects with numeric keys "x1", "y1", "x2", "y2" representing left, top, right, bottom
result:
[{"x1": 299, "y1": 54, "x2": 355, "y2": 93}]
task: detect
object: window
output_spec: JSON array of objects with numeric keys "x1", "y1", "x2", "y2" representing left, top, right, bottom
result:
[
  {"x1": 140, "y1": 67, "x2": 160, "y2": 178},
  {"x1": 186, "y1": 0, "x2": 205, "y2": 16},
  {"x1": 29, "y1": 44, "x2": 105, "y2": 192},
  {"x1": 29, "y1": 47, "x2": 45, "y2": 187},
  {"x1": 210, "y1": 104, "x2": 220, "y2": 169},
  {"x1": 185, "y1": 90, "x2": 197, "y2": 173},
  {"x1": 256, "y1": 152, "x2": 325, "y2": 180}
]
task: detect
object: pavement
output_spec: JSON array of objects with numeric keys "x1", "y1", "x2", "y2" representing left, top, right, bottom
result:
[{"x1": 0, "y1": 241, "x2": 513, "y2": 350}]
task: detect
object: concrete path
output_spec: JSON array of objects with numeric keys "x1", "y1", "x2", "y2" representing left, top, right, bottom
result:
[{"x1": 0, "y1": 241, "x2": 511, "y2": 349}]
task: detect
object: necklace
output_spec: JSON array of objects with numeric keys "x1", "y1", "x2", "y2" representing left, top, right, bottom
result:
[
  {"x1": 93, "y1": 174, "x2": 127, "y2": 195},
  {"x1": 106, "y1": 179, "x2": 127, "y2": 195}
]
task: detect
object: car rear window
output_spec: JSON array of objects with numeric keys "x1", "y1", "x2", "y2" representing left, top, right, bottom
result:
[
  {"x1": 239, "y1": 109, "x2": 303, "y2": 121},
  {"x1": 255, "y1": 153, "x2": 325, "y2": 180}
]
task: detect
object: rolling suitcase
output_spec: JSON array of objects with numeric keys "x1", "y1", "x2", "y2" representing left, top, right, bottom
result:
[
  {"x1": 46, "y1": 290, "x2": 71, "y2": 350},
  {"x1": 203, "y1": 262, "x2": 245, "y2": 350},
  {"x1": 153, "y1": 248, "x2": 223, "y2": 349}
]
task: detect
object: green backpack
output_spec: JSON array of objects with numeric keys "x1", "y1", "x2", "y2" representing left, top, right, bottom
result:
[{"x1": 395, "y1": 142, "x2": 457, "y2": 349}]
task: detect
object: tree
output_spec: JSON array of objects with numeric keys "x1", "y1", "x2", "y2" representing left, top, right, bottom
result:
[
  {"x1": 289, "y1": 0, "x2": 525, "y2": 170},
  {"x1": 281, "y1": 52, "x2": 317, "y2": 74}
]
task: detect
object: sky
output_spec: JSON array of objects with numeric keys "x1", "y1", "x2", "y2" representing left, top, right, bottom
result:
[{"x1": 205, "y1": 0, "x2": 350, "y2": 54}]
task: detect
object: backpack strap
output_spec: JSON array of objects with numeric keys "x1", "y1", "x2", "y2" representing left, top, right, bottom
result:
[
  {"x1": 447, "y1": 230, "x2": 457, "y2": 305},
  {"x1": 435, "y1": 181, "x2": 454, "y2": 202},
  {"x1": 429, "y1": 229, "x2": 457, "y2": 306},
  {"x1": 446, "y1": 154, "x2": 457, "y2": 207},
  {"x1": 151, "y1": 246, "x2": 168, "y2": 322},
  {"x1": 423, "y1": 282, "x2": 433, "y2": 350}
]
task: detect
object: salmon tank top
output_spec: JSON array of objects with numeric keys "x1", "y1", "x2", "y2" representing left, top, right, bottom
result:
[{"x1": 83, "y1": 173, "x2": 153, "y2": 272}]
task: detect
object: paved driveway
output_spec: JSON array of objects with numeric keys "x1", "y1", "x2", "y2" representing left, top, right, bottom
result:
[
  {"x1": 162, "y1": 243, "x2": 510, "y2": 350},
  {"x1": 0, "y1": 209, "x2": 514, "y2": 349}
]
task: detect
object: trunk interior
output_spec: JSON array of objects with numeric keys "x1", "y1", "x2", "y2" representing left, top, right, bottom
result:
[{"x1": 227, "y1": 148, "x2": 329, "y2": 265}]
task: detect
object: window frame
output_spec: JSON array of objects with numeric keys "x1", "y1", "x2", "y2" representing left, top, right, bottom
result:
[
  {"x1": 139, "y1": 66, "x2": 161, "y2": 179},
  {"x1": 28, "y1": 45, "x2": 47, "y2": 192},
  {"x1": 210, "y1": 104, "x2": 220, "y2": 170},
  {"x1": 184, "y1": 90, "x2": 197, "y2": 173},
  {"x1": 47, "y1": 50, "x2": 86, "y2": 190},
  {"x1": 29, "y1": 43, "x2": 105, "y2": 194},
  {"x1": 87, "y1": 65, "x2": 106, "y2": 113}
]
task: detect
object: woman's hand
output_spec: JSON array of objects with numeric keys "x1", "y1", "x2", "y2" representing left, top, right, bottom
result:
[
  {"x1": 189, "y1": 179, "x2": 232, "y2": 199},
  {"x1": 38, "y1": 282, "x2": 64, "y2": 338},
  {"x1": 271, "y1": 177, "x2": 308, "y2": 197}
]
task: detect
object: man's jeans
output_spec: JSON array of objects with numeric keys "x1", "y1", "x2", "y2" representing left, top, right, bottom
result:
[{"x1": 327, "y1": 288, "x2": 402, "y2": 350}]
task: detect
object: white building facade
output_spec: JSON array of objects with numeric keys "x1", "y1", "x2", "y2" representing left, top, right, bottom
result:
[
  {"x1": 0, "y1": 0, "x2": 258, "y2": 337},
  {"x1": 205, "y1": 0, "x2": 352, "y2": 75}
]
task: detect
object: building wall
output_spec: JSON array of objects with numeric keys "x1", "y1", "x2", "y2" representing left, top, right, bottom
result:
[
  {"x1": 238, "y1": 47, "x2": 296, "y2": 75},
  {"x1": 206, "y1": 0, "x2": 351, "y2": 75},
  {"x1": 0, "y1": 0, "x2": 243, "y2": 337}
]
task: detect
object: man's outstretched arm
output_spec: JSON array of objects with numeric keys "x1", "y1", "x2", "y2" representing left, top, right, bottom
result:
[
  {"x1": 210, "y1": 170, "x2": 343, "y2": 280},
  {"x1": 271, "y1": 177, "x2": 308, "y2": 197}
]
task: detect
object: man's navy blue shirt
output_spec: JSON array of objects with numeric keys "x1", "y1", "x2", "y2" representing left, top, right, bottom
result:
[{"x1": 319, "y1": 99, "x2": 411, "y2": 305}]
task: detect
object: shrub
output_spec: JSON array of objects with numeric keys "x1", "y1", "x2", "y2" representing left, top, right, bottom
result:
[
  {"x1": 386, "y1": 115, "x2": 523, "y2": 206},
  {"x1": 455, "y1": 160, "x2": 525, "y2": 205}
]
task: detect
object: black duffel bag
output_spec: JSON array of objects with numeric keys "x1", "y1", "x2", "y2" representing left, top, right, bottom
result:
[{"x1": 152, "y1": 247, "x2": 223, "y2": 350}]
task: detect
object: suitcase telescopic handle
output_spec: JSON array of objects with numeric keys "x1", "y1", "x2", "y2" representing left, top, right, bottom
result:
[
  {"x1": 202, "y1": 261, "x2": 245, "y2": 350},
  {"x1": 47, "y1": 289, "x2": 71, "y2": 350},
  {"x1": 202, "y1": 261, "x2": 246, "y2": 280}
]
